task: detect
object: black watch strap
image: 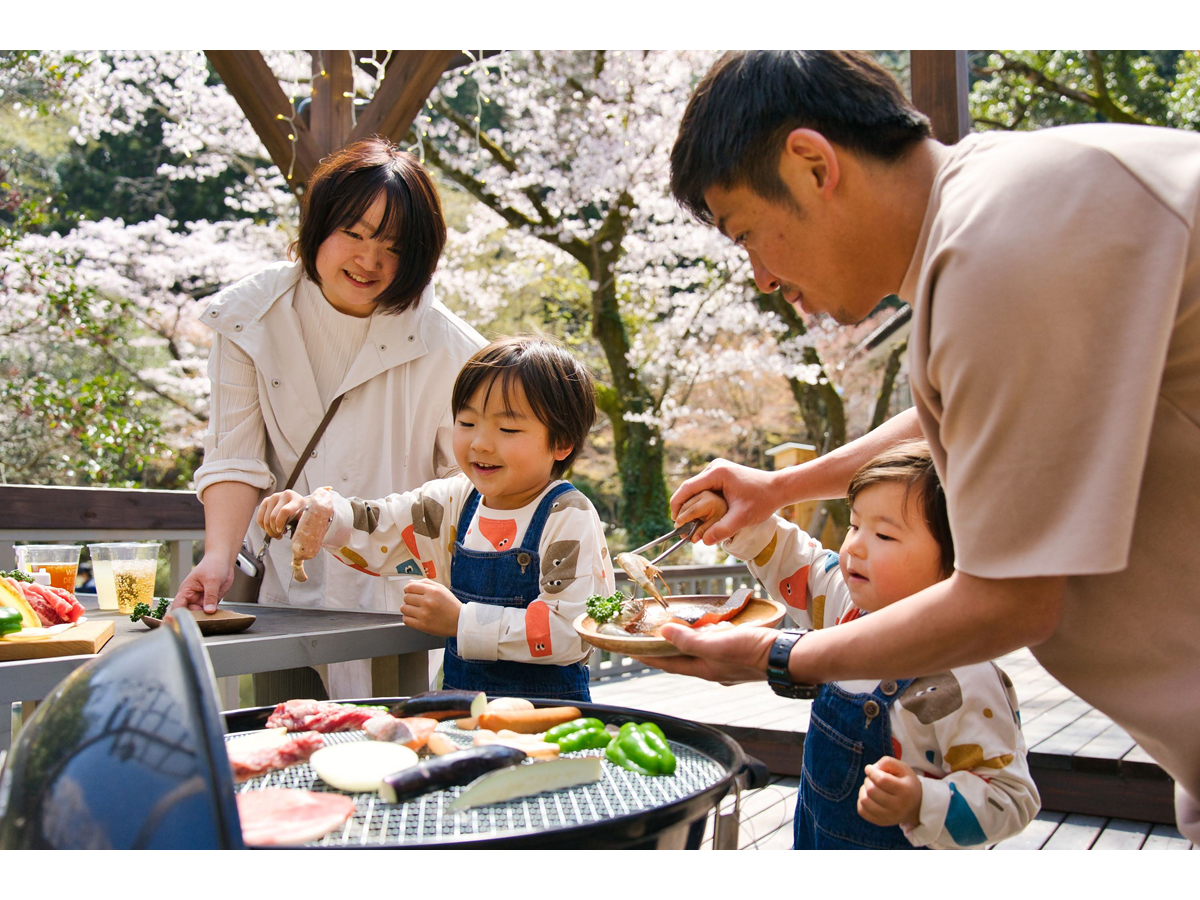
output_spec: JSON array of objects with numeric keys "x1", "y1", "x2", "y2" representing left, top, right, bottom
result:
[{"x1": 767, "y1": 629, "x2": 820, "y2": 699}]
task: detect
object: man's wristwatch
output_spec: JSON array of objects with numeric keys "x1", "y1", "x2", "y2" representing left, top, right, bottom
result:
[{"x1": 766, "y1": 629, "x2": 820, "y2": 699}]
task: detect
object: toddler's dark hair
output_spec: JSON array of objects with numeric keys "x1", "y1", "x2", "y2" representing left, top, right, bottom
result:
[
  {"x1": 452, "y1": 335, "x2": 596, "y2": 478},
  {"x1": 846, "y1": 439, "x2": 954, "y2": 578}
]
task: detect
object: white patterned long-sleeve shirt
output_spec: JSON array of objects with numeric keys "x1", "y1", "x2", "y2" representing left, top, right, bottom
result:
[
  {"x1": 724, "y1": 516, "x2": 1041, "y2": 849},
  {"x1": 323, "y1": 475, "x2": 614, "y2": 666}
]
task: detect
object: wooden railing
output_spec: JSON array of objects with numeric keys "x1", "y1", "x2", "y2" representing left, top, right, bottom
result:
[{"x1": 0, "y1": 484, "x2": 204, "y2": 594}]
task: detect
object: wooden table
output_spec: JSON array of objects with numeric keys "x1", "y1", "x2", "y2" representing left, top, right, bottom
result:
[{"x1": 0, "y1": 598, "x2": 441, "y2": 752}]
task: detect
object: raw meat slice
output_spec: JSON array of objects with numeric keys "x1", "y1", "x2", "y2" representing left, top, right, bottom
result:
[
  {"x1": 362, "y1": 716, "x2": 438, "y2": 750},
  {"x1": 265, "y1": 699, "x2": 388, "y2": 733},
  {"x1": 236, "y1": 788, "x2": 356, "y2": 846},
  {"x1": 44, "y1": 584, "x2": 85, "y2": 622},
  {"x1": 228, "y1": 732, "x2": 324, "y2": 782}
]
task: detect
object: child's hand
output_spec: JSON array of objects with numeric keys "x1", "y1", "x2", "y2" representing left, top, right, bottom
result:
[
  {"x1": 674, "y1": 489, "x2": 729, "y2": 545},
  {"x1": 401, "y1": 578, "x2": 462, "y2": 638},
  {"x1": 857, "y1": 756, "x2": 922, "y2": 828},
  {"x1": 257, "y1": 489, "x2": 309, "y2": 539}
]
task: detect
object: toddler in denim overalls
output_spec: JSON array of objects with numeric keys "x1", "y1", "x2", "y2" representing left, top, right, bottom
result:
[
  {"x1": 682, "y1": 440, "x2": 1040, "y2": 849},
  {"x1": 259, "y1": 336, "x2": 612, "y2": 702}
]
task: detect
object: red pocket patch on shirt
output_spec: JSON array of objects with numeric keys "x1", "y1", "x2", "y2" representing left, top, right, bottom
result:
[
  {"x1": 525, "y1": 600, "x2": 552, "y2": 658},
  {"x1": 479, "y1": 517, "x2": 518, "y2": 551}
]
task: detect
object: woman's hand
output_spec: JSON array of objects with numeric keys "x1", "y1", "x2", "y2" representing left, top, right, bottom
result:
[
  {"x1": 633, "y1": 623, "x2": 776, "y2": 685},
  {"x1": 256, "y1": 489, "x2": 308, "y2": 539},
  {"x1": 669, "y1": 459, "x2": 785, "y2": 544},
  {"x1": 400, "y1": 579, "x2": 462, "y2": 637},
  {"x1": 172, "y1": 554, "x2": 235, "y2": 614},
  {"x1": 674, "y1": 489, "x2": 729, "y2": 545},
  {"x1": 857, "y1": 756, "x2": 922, "y2": 828}
]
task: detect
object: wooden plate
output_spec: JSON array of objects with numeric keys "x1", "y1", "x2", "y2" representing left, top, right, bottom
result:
[
  {"x1": 573, "y1": 593, "x2": 786, "y2": 658},
  {"x1": 143, "y1": 607, "x2": 257, "y2": 635}
]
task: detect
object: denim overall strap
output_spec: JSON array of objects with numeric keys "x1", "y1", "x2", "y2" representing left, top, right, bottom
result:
[
  {"x1": 442, "y1": 482, "x2": 591, "y2": 702},
  {"x1": 793, "y1": 677, "x2": 918, "y2": 850}
]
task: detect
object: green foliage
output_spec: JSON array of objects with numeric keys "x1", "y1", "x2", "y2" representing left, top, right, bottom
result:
[{"x1": 969, "y1": 51, "x2": 1200, "y2": 132}]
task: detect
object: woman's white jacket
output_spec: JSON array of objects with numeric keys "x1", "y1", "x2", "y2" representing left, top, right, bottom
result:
[{"x1": 195, "y1": 260, "x2": 486, "y2": 613}]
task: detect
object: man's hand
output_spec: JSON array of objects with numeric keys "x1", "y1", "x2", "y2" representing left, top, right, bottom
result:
[
  {"x1": 633, "y1": 623, "x2": 775, "y2": 685},
  {"x1": 401, "y1": 579, "x2": 462, "y2": 638},
  {"x1": 669, "y1": 459, "x2": 783, "y2": 544},
  {"x1": 172, "y1": 554, "x2": 234, "y2": 614},
  {"x1": 857, "y1": 756, "x2": 922, "y2": 828},
  {"x1": 674, "y1": 489, "x2": 729, "y2": 545}
]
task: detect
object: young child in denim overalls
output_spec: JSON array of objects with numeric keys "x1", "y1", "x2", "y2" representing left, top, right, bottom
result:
[
  {"x1": 259, "y1": 336, "x2": 613, "y2": 702},
  {"x1": 680, "y1": 441, "x2": 1040, "y2": 849}
]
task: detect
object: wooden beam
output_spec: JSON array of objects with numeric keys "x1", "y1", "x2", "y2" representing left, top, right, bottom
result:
[
  {"x1": 308, "y1": 49, "x2": 354, "y2": 159},
  {"x1": 350, "y1": 50, "x2": 460, "y2": 145},
  {"x1": 205, "y1": 50, "x2": 322, "y2": 190},
  {"x1": 910, "y1": 50, "x2": 970, "y2": 144},
  {"x1": 0, "y1": 484, "x2": 203, "y2": 531}
]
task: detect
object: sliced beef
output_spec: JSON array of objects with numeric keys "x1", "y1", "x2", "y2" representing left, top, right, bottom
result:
[{"x1": 236, "y1": 788, "x2": 356, "y2": 846}]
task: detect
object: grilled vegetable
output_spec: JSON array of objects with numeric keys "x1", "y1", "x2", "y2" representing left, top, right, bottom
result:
[
  {"x1": 309, "y1": 741, "x2": 419, "y2": 793},
  {"x1": 379, "y1": 744, "x2": 526, "y2": 803},
  {"x1": 473, "y1": 730, "x2": 560, "y2": 759},
  {"x1": 478, "y1": 706, "x2": 582, "y2": 734},
  {"x1": 448, "y1": 756, "x2": 603, "y2": 811},
  {"x1": 554, "y1": 727, "x2": 612, "y2": 753},
  {"x1": 586, "y1": 592, "x2": 626, "y2": 624},
  {"x1": 0, "y1": 606, "x2": 23, "y2": 636},
  {"x1": 389, "y1": 690, "x2": 487, "y2": 721},
  {"x1": 544, "y1": 717, "x2": 605, "y2": 744},
  {"x1": 605, "y1": 723, "x2": 677, "y2": 776}
]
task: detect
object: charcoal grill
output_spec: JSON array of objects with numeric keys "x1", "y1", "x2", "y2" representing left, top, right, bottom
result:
[{"x1": 0, "y1": 610, "x2": 767, "y2": 849}]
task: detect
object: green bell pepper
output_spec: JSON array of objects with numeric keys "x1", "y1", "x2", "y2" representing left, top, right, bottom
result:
[
  {"x1": 544, "y1": 717, "x2": 605, "y2": 744},
  {"x1": 604, "y1": 722, "x2": 677, "y2": 776},
  {"x1": 0, "y1": 606, "x2": 23, "y2": 636},
  {"x1": 554, "y1": 727, "x2": 613, "y2": 753}
]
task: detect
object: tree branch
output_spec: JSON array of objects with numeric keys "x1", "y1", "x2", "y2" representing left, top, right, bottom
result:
[
  {"x1": 984, "y1": 52, "x2": 1150, "y2": 125},
  {"x1": 869, "y1": 338, "x2": 907, "y2": 431}
]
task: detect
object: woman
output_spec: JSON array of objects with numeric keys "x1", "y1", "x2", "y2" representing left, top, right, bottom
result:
[{"x1": 173, "y1": 138, "x2": 486, "y2": 698}]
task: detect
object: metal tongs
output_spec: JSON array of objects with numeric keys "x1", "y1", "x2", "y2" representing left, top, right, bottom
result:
[{"x1": 630, "y1": 519, "x2": 700, "y2": 566}]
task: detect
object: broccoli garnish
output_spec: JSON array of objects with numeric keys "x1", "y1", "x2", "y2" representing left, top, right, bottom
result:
[
  {"x1": 129, "y1": 602, "x2": 152, "y2": 623},
  {"x1": 0, "y1": 569, "x2": 33, "y2": 583},
  {"x1": 153, "y1": 597, "x2": 170, "y2": 619},
  {"x1": 586, "y1": 591, "x2": 627, "y2": 624}
]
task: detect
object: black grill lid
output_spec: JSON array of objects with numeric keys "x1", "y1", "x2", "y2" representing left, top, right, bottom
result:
[{"x1": 0, "y1": 610, "x2": 243, "y2": 849}]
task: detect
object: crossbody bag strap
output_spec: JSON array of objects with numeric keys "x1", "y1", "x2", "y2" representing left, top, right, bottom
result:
[{"x1": 256, "y1": 393, "x2": 346, "y2": 561}]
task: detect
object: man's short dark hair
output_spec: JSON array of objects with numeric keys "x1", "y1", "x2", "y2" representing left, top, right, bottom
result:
[
  {"x1": 451, "y1": 335, "x2": 597, "y2": 479},
  {"x1": 292, "y1": 137, "x2": 446, "y2": 314},
  {"x1": 671, "y1": 51, "x2": 932, "y2": 223}
]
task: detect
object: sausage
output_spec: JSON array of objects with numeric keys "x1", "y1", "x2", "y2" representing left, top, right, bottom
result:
[
  {"x1": 290, "y1": 487, "x2": 336, "y2": 583},
  {"x1": 477, "y1": 706, "x2": 582, "y2": 734}
]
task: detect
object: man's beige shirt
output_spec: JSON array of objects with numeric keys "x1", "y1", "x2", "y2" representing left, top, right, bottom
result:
[{"x1": 900, "y1": 123, "x2": 1200, "y2": 798}]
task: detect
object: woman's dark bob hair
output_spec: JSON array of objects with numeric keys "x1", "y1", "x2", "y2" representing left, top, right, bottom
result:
[{"x1": 292, "y1": 137, "x2": 446, "y2": 314}]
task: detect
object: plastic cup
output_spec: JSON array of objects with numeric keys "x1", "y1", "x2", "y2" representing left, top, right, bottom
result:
[
  {"x1": 107, "y1": 542, "x2": 162, "y2": 615},
  {"x1": 17, "y1": 544, "x2": 82, "y2": 594},
  {"x1": 86, "y1": 543, "x2": 130, "y2": 611}
]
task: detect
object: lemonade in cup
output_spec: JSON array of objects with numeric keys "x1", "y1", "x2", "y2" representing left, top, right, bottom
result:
[
  {"x1": 86, "y1": 543, "x2": 129, "y2": 611},
  {"x1": 107, "y1": 543, "x2": 162, "y2": 615}
]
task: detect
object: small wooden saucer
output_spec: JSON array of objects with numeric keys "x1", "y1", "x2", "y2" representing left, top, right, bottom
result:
[{"x1": 142, "y1": 607, "x2": 257, "y2": 635}]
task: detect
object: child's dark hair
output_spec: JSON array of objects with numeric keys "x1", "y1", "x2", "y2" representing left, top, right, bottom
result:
[
  {"x1": 846, "y1": 439, "x2": 955, "y2": 577},
  {"x1": 451, "y1": 336, "x2": 596, "y2": 478}
]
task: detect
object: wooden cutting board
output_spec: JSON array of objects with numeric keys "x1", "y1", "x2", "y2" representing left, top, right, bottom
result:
[{"x1": 0, "y1": 620, "x2": 115, "y2": 662}]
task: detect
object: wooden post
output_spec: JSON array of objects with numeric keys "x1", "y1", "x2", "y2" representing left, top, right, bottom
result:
[
  {"x1": 308, "y1": 50, "x2": 355, "y2": 157},
  {"x1": 764, "y1": 442, "x2": 839, "y2": 549},
  {"x1": 910, "y1": 50, "x2": 970, "y2": 144}
]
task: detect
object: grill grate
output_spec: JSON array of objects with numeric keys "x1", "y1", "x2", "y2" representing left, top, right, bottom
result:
[{"x1": 227, "y1": 724, "x2": 726, "y2": 846}]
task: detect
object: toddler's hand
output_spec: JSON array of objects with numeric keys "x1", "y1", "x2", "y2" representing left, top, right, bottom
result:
[
  {"x1": 257, "y1": 489, "x2": 309, "y2": 539},
  {"x1": 674, "y1": 489, "x2": 729, "y2": 545},
  {"x1": 401, "y1": 578, "x2": 462, "y2": 638},
  {"x1": 857, "y1": 756, "x2": 922, "y2": 829}
]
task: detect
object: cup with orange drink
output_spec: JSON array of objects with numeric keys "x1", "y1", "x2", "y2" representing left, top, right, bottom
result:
[{"x1": 16, "y1": 545, "x2": 82, "y2": 594}]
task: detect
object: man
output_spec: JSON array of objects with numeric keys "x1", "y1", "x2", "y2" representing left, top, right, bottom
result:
[{"x1": 656, "y1": 50, "x2": 1200, "y2": 840}]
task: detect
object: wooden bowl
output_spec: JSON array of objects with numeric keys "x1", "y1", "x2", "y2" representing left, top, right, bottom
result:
[
  {"x1": 573, "y1": 593, "x2": 786, "y2": 658},
  {"x1": 143, "y1": 607, "x2": 257, "y2": 636}
]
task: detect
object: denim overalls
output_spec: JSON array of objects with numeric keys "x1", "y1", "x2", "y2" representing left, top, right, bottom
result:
[
  {"x1": 794, "y1": 677, "x2": 919, "y2": 849},
  {"x1": 441, "y1": 483, "x2": 591, "y2": 702}
]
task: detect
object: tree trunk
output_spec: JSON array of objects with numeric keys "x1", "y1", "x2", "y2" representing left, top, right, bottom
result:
[{"x1": 870, "y1": 338, "x2": 907, "y2": 431}]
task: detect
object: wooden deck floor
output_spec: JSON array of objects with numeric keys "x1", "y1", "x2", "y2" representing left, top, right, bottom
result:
[
  {"x1": 688, "y1": 776, "x2": 1195, "y2": 850},
  {"x1": 591, "y1": 647, "x2": 1187, "y2": 846}
]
